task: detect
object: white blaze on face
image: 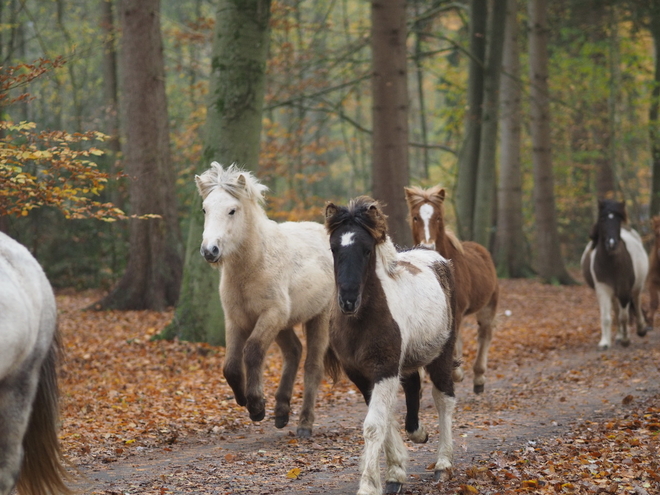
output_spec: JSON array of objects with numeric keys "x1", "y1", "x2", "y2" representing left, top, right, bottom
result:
[
  {"x1": 419, "y1": 203, "x2": 435, "y2": 243},
  {"x1": 341, "y1": 232, "x2": 355, "y2": 247}
]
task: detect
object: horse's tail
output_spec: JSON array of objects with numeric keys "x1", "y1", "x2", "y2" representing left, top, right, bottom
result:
[
  {"x1": 324, "y1": 346, "x2": 343, "y2": 383},
  {"x1": 16, "y1": 326, "x2": 72, "y2": 495}
]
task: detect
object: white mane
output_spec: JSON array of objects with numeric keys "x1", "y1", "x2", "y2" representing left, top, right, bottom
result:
[{"x1": 195, "y1": 162, "x2": 269, "y2": 205}]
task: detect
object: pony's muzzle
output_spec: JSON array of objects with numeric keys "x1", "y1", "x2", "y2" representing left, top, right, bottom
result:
[
  {"x1": 606, "y1": 237, "x2": 618, "y2": 252},
  {"x1": 338, "y1": 293, "x2": 361, "y2": 315},
  {"x1": 420, "y1": 242, "x2": 436, "y2": 250},
  {"x1": 200, "y1": 244, "x2": 221, "y2": 263}
]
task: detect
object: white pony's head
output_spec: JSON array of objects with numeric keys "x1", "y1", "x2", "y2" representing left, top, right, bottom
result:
[{"x1": 195, "y1": 162, "x2": 268, "y2": 263}]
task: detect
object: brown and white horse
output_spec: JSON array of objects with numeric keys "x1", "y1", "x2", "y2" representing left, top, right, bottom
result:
[
  {"x1": 581, "y1": 200, "x2": 650, "y2": 349},
  {"x1": 196, "y1": 162, "x2": 334, "y2": 437},
  {"x1": 0, "y1": 231, "x2": 71, "y2": 495},
  {"x1": 405, "y1": 185, "x2": 498, "y2": 394},
  {"x1": 646, "y1": 215, "x2": 660, "y2": 328},
  {"x1": 325, "y1": 197, "x2": 457, "y2": 495}
]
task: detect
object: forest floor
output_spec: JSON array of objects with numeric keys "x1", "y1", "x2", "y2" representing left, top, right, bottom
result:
[{"x1": 58, "y1": 276, "x2": 660, "y2": 495}]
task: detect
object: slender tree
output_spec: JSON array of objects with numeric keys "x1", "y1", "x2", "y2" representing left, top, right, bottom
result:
[
  {"x1": 163, "y1": 0, "x2": 272, "y2": 344},
  {"x1": 455, "y1": 0, "x2": 487, "y2": 241},
  {"x1": 371, "y1": 0, "x2": 412, "y2": 247},
  {"x1": 95, "y1": 0, "x2": 183, "y2": 310},
  {"x1": 528, "y1": 0, "x2": 573, "y2": 284},
  {"x1": 472, "y1": 0, "x2": 507, "y2": 248},
  {"x1": 495, "y1": 0, "x2": 531, "y2": 277},
  {"x1": 650, "y1": 0, "x2": 660, "y2": 216}
]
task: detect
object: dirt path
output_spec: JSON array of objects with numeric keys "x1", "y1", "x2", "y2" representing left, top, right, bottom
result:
[{"x1": 71, "y1": 318, "x2": 660, "y2": 495}]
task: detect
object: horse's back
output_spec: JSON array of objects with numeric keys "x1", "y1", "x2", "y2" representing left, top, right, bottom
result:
[
  {"x1": 452, "y1": 240, "x2": 498, "y2": 315},
  {"x1": 0, "y1": 232, "x2": 56, "y2": 380}
]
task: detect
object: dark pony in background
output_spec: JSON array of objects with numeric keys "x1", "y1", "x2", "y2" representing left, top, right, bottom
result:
[
  {"x1": 325, "y1": 196, "x2": 457, "y2": 495},
  {"x1": 581, "y1": 199, "x2": 650, "y2": 349},
  {"x1": 405, "y1": 185, "x2": 498, "y2": 394},
  {"x1": 0, "y1": 232, "x2": 71, "y2": 495}
]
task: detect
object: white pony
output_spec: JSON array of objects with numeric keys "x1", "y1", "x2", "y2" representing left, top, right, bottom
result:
[
  {"x1": 0, "y1": 232, "x2": 70, "y2": 495},
  {"x1": 196, "y1": 162, "x2": 334, "y2": 437}
]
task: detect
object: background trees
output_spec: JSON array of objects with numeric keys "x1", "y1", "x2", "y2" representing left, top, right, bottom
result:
[{"x1": 1, "y1": 0, "x2": 659, "y2": 310}]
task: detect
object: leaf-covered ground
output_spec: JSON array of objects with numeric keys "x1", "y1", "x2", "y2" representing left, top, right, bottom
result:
[{"x1": 57, "y1": 278, "x2": 660, "y2": 494}]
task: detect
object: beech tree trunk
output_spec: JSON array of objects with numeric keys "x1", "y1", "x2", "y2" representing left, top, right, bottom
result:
[
  {"x1": 650, "y1": 0, "x2": 660, "y2": 217},
  {"x1": 371, "y1": 0, "x2": 412, "y2": 247},
  {"x1": 495, "y1": 0, "x2": 531, "y2": 277},
  {"x1": 472, "y1": 0, "x2": 507, "y2": 248},
  {"x1": 528, "y1": 0, "x2": 573, "y2": 284},
  {"x1": 163, "y1": 0, "x2": 272, "y2": 344},
  {"x1": 95, "y1": 0, "x2": 183, "y2": 310},
  {"x1": 455, "y1": 0, "x2": 487, "y2": 241}
]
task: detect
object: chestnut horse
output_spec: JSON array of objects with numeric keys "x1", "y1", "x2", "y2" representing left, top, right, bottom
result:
[
  {"x1": 581, "y1": 199, "x2": 650, "y2": 349},
  {"x1": 646, "y1": 215, "x2": 660, "y2": 328},
  {"x1": 325, "y1": 197, "x2": 457, "y2": 495},
  {"x1": 405, "y1": 185, "x2": 498, "y2": 394}
]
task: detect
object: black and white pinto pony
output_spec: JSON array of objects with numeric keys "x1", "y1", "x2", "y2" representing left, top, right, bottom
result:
[
  {"x1": 324, "y1": 197, "x2": 457, "y2": 495},
  {"x1": 0, "y1": 232, "x2": 70, "y2": 495},
  {"x1": 196, "y1": 162, "x2": 334, "y2": 437},
  {"x1": 581, "y1": 199, "x2": 651, "y2": 349}
]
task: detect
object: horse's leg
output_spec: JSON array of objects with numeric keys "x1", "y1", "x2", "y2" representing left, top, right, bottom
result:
[
  {"x1": 649, "y1": 282, "x2": 659, "y2": 330},
  {"x1": 243, "y1": 308, "x2": 288, "y2": 422},
  {"x1": 632, "y1": 286, "x2": 650, "y2": 337},
  {"x1": 273, "y1": 327, "x2": 302, "y2": 430},
  {"x1": 595, "y1": 283, "x2": 614, "y2": 350},
  {"x1": 616, "y1": 299, "x2": 630, "y2": 347},
  {"x1": 297, "y1": 310, "x2": 330, "y2": 437},
  {"x1": 383, "y1": 413, "x2": 408, "y2": 494},
  {"x1": 401, "y1": 371, "x2": 428, "y2": 443},
  {"x1": 451, "y1": 313, "x2": 465, "y2": 383},
  {"x1": 425, "y1": 346, "x2": 456, "y2": 483},
  {"x1": 345, "y1": 368, "x2": 374, "y2": 405},
  {"x1": 358, "y1": 376, "x2": 399, "y2": 495},
  {"x1": 472, "y1": 290, "x2": 498, "y2": 394},
  {"x1": 0, "y1": 367, "x2": 38, "y2": 495},
  {"x1": 223, "y1": 320, "x2": 249, "y2": 407}
]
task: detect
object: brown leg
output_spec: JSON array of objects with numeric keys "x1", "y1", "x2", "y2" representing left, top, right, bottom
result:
[
  {"x1": 473, "y1": 291, "x2": 497, "y2": 394},
  {"x1": 273, "y1": 328, "x2": 302, "y2": 429},
  {"x1": 451, "y1": 314, "x2": 464, "y2": 383}
]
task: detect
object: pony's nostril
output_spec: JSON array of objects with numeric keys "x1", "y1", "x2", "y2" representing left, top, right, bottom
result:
[{"x1": 211, "y1": 245, "x2": 220, "y2": 257}]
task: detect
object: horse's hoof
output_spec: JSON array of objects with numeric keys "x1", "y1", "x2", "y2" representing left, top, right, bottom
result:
[
  {"x1": 234, "y1": 394, "x2": 247, "y2": 407},
  {"x1": 638, "y1": 326, "x2": 651, "y2": 337},
  {"x1": 473, "y1": 383, "x2": 485, "y2": 394},
  {"x1": 434, "y1": 469, "x2": 451, "y2": 482},
  {"x1": 274, "y1": 415, "x2": 289, "y2": 429},
  {"x1": 598, "y1": 343, "x2": 610, "y2": 351},
  {"x1": 296, "y1": 427, "x2": 312, "y2": 438},
  {"x1": 407, "y1": 429, "x2": 428, "y2": 444},
  {"x1": 249, "y1": 409, "x2": 265, "y2": 422},
  {"x1": 384, "y1": 481, "x2": 403, "y2": 494},
  {"x1": 452, "y1": 369, "x2": 465, "y2": 383},
  {"x1": 619, "y1": 339, "x2": 631, "y2": 348}
]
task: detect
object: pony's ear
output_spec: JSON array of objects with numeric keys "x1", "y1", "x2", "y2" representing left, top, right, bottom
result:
[
  {"x1": 403, "y1": 187, "x2": 415, "y2": 200},
  {"x1": 195, "y1": 175, "x2": 211, "y2": 199},
  {"x1": 237, "y1": 174, "x2": 247, "y2": 189},
  {"x1": 435, "y1": 188, "x2": 446, "y2": 202},
  {"x1": 325, "y1": 203, "x2": 338, "y2": 219}
]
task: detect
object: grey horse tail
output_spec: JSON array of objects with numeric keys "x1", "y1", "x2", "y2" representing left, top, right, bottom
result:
[
  {"x1": 324, "y1": 346, "x2": 344, "y2": 383},
  {"x1": 17, "y1": 325, "x2": 73, "y2": 495}
]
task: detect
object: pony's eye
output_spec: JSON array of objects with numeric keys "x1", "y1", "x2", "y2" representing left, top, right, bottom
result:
[
  {"x1": 229, "y1": 208, "x2": 236, "y2": 216},
  {"x1": 202, "y1": 208, "x2": 206, "y2": 214},
  {"x1": 413, "y1": 217, "x2": 418, "y2": 222}
]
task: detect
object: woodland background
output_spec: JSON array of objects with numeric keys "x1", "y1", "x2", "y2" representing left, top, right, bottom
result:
[{"x1": 1, "y1": 0, "x2": 660, "y2": 341}]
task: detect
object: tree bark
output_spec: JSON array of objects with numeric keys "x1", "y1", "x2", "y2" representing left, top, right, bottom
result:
[
  {"x1": 472, "y1": 0, "x2": 507, "y2": 248},
  {"x1": 650, "y1": 0, "x2": 660, "y2": 217},
  {"x1": 495, "y1": 0, "x2": 531, "y2": 278},
  {"x1": 455, "y1": 0, "x2": 487, "y2": 241},
  {"x1": 528, "y1": 0, "x2": 573, "y2": 284},
  {"x1": 371, "y1": 0, "x2": 412, "y2": 247},
  {"x1": 163, "y1": 0, "x2": 272, "y2": 344},
  {"x1": 95, "y1": 0, "x2": 183, "y2": 310}
]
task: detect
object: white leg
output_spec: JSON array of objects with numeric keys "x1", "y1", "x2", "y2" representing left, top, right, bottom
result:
[
  {"x1": 384, "y1": 415, "x2": 408, "y2": 486},
  {"x1": 617, "y1": 302, "x2": 630, "y2": 347},
  {"x1": 358, "y1": 376, "x2": 398, "y2": 495},
  {"x1": 595, "y1": 283, "x2": 613, "y2": 350},
  {"x1": 432, "y1": 386, "x2": 455, "y2": 481}
]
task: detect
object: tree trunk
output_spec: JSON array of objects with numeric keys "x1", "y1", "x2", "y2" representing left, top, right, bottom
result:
[
  {"x1": 371, "y1": 0, "x2": 412, "y2": 247},
  {"x1": 650, "y1": 0, "x2": 660, "y2": 217},
  {"x1": 495, "y1": 0, "x2": 531, "y2": 278},
  {"x1": 472, "y1": 0, "x2": 507, "y2": 248},
  {"x1": 163, "y1": 0, "x2": 272, "y2": 344},
  {"x1": 455, "y1": 0, "x2": 487, "y2": 241},
  {"x1": 95, "y1": 0, "x2": 183, "y2": 310},
  {"x1": 528, "y1": 0, "x2": 573, "y2": 284}
]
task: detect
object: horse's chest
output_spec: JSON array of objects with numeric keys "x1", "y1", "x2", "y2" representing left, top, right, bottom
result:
[{"x1": 593, "y1": 245, "x2": 635, "y2": 294}]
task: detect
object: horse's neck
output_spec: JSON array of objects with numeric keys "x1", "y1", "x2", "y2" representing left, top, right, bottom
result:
[
  {"x1": 224, "y1": 207, "x2": 271, "y2": 268},
  {"x1": 436, "y1": 230, "x2": 462, "y2": 260},
  {"x1": 375, "y1": 237, "x2": 399, "y2": 277}
]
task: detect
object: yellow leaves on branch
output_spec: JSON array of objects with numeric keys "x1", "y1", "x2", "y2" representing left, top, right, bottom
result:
[{"x1": 0, "y1": 120, "x2": 126, "y2": 221}]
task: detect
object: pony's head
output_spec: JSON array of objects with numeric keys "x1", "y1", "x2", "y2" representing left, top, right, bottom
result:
[
  {"x1": 592, "y1": 199, "x2": 628, "y2": 254},
  {"x1": 195, "y1": 162, "x2": 268, "y2": 263},
  {"x1": 404, "y1": 185, "x2": 446, "y2": 250},
  {"x1": 325, "y1": 196, "x2": 388, "y2": 315}
]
